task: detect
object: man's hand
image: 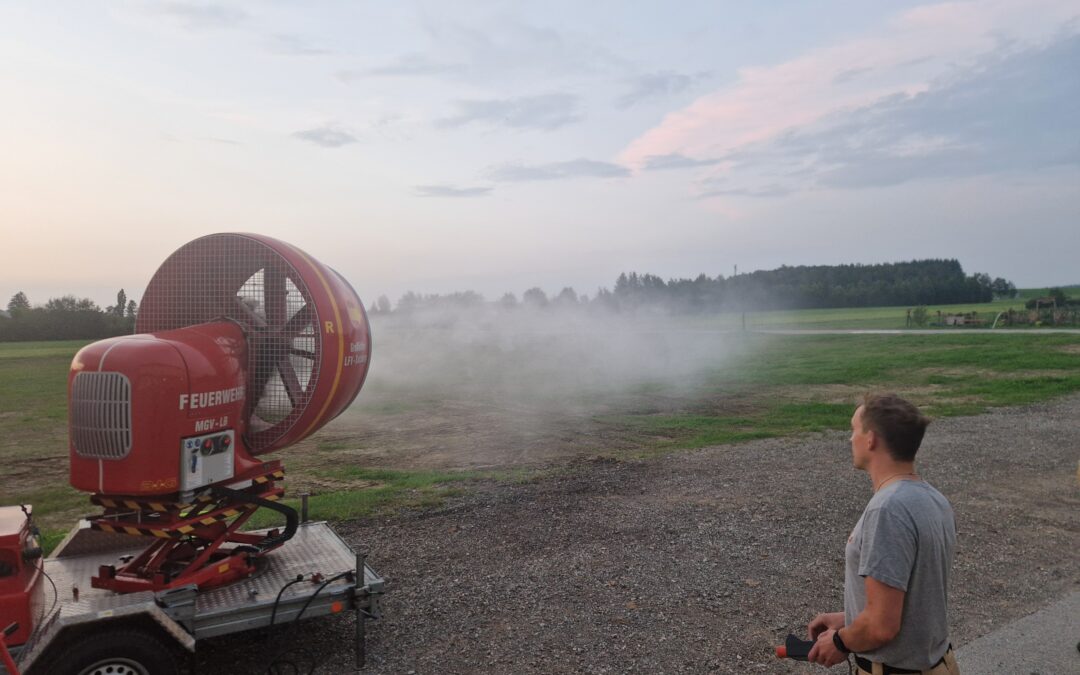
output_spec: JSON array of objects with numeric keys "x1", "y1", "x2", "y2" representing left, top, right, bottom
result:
[
  {"x1": 807, "y1": 612, "x2": 845, "y2": 640},
  {"x1": 808, "y1": 629, "x2": 848, "y2": 668}
]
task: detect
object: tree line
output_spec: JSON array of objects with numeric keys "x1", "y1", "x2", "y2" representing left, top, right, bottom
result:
[
  {"x1": 1, "y1": 290, "x2": 136, "y2": 341},
  {"x1": 371, "y1": 259, "x2": 1016, "y2": 315},
  {"x1": 1, "y1": 260, "x2": 1018, "y2": 341}
]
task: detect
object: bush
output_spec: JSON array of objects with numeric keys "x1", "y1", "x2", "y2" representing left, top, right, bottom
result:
[{"x1": 912, "y1": 306, "x2": 929, "y2": 327}]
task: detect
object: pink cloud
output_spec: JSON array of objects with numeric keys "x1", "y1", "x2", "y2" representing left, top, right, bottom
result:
[{"x1": 619, "y1": 0, "x2": 1079, "y2": 191}]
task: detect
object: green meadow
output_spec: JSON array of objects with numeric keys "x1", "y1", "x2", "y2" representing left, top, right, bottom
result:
[
  {"x1": 603, "y1": 332, "x2": 1080, "y2": 453},
  {"x1": 689, "y1": 288, "x2": 1078, "y2": 330}
]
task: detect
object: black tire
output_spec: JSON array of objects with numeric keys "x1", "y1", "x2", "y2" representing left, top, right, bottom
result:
[{"x1": 36, "y1": 625, "x2": 183, "y2": 675}]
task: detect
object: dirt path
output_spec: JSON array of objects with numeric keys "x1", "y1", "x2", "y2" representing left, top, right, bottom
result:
[{"x1": 199, "y1": 395, "x2": 1080, "y2": 674}]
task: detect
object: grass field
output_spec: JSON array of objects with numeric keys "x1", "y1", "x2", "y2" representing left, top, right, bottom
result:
[
  {"x1": 604, "y1": 332, "x2": 1080, "y2": 452},
  {"x1": 2, "y1": 299, "x2": 1078, "y2": 550},
  {"x1": 693, "y1": 294, "x2": 1078, "y2": 330}
]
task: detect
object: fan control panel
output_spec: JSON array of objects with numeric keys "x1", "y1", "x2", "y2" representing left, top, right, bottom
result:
[{"x1": 180, "y1": 430, "x2": 235, "y2": 491}]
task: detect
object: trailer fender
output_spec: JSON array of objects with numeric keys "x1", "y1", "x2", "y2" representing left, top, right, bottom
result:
[{"x1": 15, "y1": 599, "x2": 193, "y2": 674}]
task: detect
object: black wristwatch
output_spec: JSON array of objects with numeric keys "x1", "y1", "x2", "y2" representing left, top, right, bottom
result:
[{"x1": 833, "y1": 630, "x2": 851, "y2": 654}]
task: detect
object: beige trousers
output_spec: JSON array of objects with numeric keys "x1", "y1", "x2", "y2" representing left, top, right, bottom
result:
[{"x1": 856, "y1": 648, "x2": 960, "y2": 675}]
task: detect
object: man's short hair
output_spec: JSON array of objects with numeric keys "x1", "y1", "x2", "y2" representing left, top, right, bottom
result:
[{"x1": 859, "y1": 393, "x2": 930, "y2": 462}]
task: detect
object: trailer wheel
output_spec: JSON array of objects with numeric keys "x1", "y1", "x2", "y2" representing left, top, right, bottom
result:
[{"x1": 44, "y1": 626, "x2": 182, "y2": 675}]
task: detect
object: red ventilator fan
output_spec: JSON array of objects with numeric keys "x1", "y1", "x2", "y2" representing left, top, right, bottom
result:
[{"x1": 67, "y1": 233, "x2": 371, "y2": 593}]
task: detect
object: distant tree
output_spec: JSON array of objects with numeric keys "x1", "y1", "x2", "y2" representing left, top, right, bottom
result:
[
  {"x1": 374, "y1": 295, "x2": 392, "y2": 314},
  {"x1": 522, "y1": 287, "x2": 548, "y2": 308},
  {"x1": 599, "y1": 260, "x2": 1007, "y2": 312},
  {"x1": 126, "y1": 299, "x2": 138, "y2": 319},
  {"x1": 990, "y1": 277, "x2": 1017, "y2": 298},
  {"x1": 115, "y1": 289, "x2": 127, "y2": 317},
  {"x1": 396, "y1": 291, "x2": 420, "y2": 313},
  {"x1": 0, "y1": 292, "x2": 139, "y2": 341},
  {"x1": 449, "y1": 291, "x2": 485, "y2": 308},
  {"x1": 1048, "y1": 287, "x2": 1068, "y2": 306},
  {"x1": 553, "y1": 287, "x2": 578, "y2": 307},
  {"x1": 499, "y1": 292, "x2": 518, "y2": 309},
  {"x1": 591, "y1": 287, "x2": 617, "y2": 311},
  {"x1": 7, "y1": 292, "x2": 30, "y2": 315},
  {"x1": 45, "y1": 295, "x2": 100, "y2": 313}
]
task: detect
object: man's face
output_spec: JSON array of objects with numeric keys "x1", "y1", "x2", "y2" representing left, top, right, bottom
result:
[{"x1": 850, "y1": 406, "x2": 873, "y2": 469}]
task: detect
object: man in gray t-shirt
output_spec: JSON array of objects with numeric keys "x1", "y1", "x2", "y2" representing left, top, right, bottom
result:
[{"x1": 807, "y1": 394, "x2": 960, "y2": 674}]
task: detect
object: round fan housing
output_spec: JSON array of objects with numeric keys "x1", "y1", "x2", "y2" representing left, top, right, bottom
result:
[{"x1": 136, "y1": 233, "x2": 371, "y2": 454}]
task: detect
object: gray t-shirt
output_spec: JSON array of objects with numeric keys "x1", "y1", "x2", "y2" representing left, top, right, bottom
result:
[{"x1": 844, "y1": 479, "x2": 956, "y2": 670}]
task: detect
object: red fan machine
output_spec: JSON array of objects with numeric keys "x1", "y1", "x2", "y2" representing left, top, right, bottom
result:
[{"x1": 67, "y1": 233, "x2": 371, "y2": 593}]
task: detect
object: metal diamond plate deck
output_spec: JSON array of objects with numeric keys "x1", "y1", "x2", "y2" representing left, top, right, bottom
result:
[
  {"x1": 44, "y1": 542, "x2": 147, "y2": 613},
  {"x1": 196, "y1": 521, "x2": 363, "y2": 616},
  {"x1": 42, "y1": 522, "x2": 372, "y2": 621}
]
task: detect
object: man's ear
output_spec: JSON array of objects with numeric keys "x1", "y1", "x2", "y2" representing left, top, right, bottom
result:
[{"x1": 866, "y1": 430, "x2": 879, "y2": 452}]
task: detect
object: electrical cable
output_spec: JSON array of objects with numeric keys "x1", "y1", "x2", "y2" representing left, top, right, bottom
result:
[
  {"x1": 19, "y1": 505, "x2": 58, "y2": 649},
  {"x1": 290, "y1": 571, "x2": 352, "y2": 626},
  {"x1": 24, "y1": 566, "x2": 58, "y2": 650},
  {"x1": 268, "y1": 574, "x2": 306, "y2": 628},
  {"x1": 263, "y1": 570, "x2": 354, "y2": 675},
  {"x1": 264, "y1": 574, "x2": 313, "y2": 675}
]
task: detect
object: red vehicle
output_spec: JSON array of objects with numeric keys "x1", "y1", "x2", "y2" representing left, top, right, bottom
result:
[{"x1": 1, "y1": 234, "x2": 382, "y2": 674}]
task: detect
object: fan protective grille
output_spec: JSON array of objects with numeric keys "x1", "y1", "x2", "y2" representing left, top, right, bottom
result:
[{"x1": 137, "y1": 234, "x2": 322, "y2": 452}]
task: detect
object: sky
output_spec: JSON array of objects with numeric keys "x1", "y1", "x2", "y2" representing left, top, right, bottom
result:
[{"x1": 2, "y1": 0, "x2": 1078, "y2": 310}]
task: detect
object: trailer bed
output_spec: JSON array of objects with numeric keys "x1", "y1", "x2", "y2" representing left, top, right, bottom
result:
[{"x1": 10, "y1": 521, "x2": 382, "y2": 673}]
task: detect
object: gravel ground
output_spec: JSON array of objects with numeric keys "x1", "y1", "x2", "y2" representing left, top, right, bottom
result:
[{"x1": 198, "y1": 395, "x2": 1080, "y2": 674}]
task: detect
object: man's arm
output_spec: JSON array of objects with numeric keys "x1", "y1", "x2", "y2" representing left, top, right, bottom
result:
[{"x1": 808, "y1": 577, "x2": 905, "y2": 666}]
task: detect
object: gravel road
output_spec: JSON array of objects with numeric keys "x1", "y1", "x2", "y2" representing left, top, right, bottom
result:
[{"x1": 198, "y1": 395, "x2": 1080, "y2": 674}]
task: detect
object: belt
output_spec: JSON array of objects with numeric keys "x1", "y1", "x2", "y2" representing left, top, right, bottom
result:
[{"x1": 854, "y1": 644, "x2": 952, "y2": 675}]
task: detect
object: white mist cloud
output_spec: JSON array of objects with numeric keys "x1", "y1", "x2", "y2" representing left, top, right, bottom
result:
[{"x1": 360, "y1": 305, "x2": 750, "y2": 418}]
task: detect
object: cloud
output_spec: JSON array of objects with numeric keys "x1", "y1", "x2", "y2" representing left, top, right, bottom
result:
[
  {"x1": 337, "y1": 55, "x2": 465, "y2": 81},
  {"x1": 621, "y1": 0, "x2": 1080, "y2": 175},
  {"x1": 414, "y1": 184, "x2": 493, "y2": 198},
  {"x1": 643, "y1": 154, "x2": 721, "y2": 171},
  {"x1": 201, "y1": 137, "x2": 242, "y2": 146},
  {"x1": 722, "y1": 35, "x2": 1080, "y2": 191},
  {"x1": 150, "y1": 2, "x2": 247, "y2": 30},
  {"x1": 832, "y1": 66, "x2": 875, "y2": 84},
  {"x1": 341, "y1": 15, "x2": 630, "y2": 86},
  {"x1": 291, "y1": 126, "x2": 358, "y2": 148},
  {"x1": 266, "y1": 34, "x2": 330, "y2": 56},
  {"x1": 437, "y1": 94, "x2": 581, "y2": 131},
  {"x1": 485, "y1": 159, "x2": 629, "y2": 182},
  {"x1": 616, "y1": 71, "x2": 705, "y2": 108},
  {"x1": 421, "y1": 16, "x2": 631, "y2": 81},
  {"x1": 697, "y1": 184, "x2": 792, "y2": 198}
]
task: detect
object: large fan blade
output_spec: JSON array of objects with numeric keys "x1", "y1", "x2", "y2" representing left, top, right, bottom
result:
[
  {"x1": 232, "y1": 295, "x2": 267, "y2": 328},
  {"x1": 283, "y1": 304, "x2": 314, "y2": 339},
  {"x1": 264, "y1": 266, "x2": 288, "y2": 329},
  {"x1": 277, "y1": 360, "x2": 304, "y2": 408}
]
